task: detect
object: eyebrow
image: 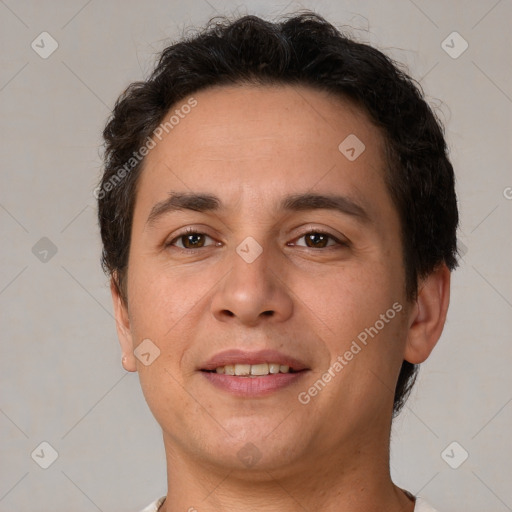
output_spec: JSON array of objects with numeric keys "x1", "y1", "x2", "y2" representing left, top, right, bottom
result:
[{"x1": 145, "y1": 191, "x2": 370, "y2": 227}]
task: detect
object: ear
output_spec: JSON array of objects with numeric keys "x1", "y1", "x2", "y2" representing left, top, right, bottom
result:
[
  {"x1": 110, "y1": 276, "x2": 137, "y2": 372},
  {"x1": 404, "y1": 263, "x2": 451, "y2": 364}
]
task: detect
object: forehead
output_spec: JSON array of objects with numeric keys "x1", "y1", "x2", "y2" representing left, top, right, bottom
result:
[
  {"x1": 136, "y1": 83, "x2": 390, "y2": 219},
  {"x1": 152, "y1": 83, "x2": 383, "y2": 158}
]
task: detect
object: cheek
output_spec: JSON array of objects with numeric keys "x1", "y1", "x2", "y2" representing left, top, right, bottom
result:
[
  {"x1": 310, "y1": 267, "x2": 407, "y2": 420},
  {"x1": 311, "y1": 259, "x2": 403, "y2": 339},
  {"x1": 317, "y1": 268, "x2": 407, "y2": 403},
  {"x1": 126, "y1": 258, "x2": 206, "y2": 341}
]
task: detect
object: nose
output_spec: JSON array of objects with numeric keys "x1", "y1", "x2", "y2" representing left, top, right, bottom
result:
[{"x1": 210, "y1": 242, "x2": 294, "y2": 326}]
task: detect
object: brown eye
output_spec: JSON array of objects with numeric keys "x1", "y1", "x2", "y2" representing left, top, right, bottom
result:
[
  {"x1": 294, "y1": 231, "x2": 342, "y2": 249},
  {"x1": 304, "y1": 232, "x2": 330, "y2": 248},
  {"x1": 169, "y1": 230, "x2": 215, "y2": 249},
  {"x1": 180, "y1": 233, "x2": 206, "y2": 248}
]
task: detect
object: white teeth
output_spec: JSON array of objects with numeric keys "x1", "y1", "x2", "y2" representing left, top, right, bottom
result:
[
  {"x1": 212, "y1": 363, "x2": 292, "y2": 376},
  {"x1": 250, "y1": 363, "x2": 269, "y2": 376},
  {"x1": 234, "y1": 364, "x2": 251, "y2": 376},
  {"x1": 269, "y1": 363, "x2": 280, "y2": 374}
]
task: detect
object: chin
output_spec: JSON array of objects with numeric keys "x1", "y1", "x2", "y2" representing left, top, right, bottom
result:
[{"x1": 195, "y1": 420, "x2": 308, "y2": 472}]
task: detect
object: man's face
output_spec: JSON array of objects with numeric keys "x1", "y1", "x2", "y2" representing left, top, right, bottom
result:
[{"x1": 118, "y1": 84, "x2": 411, "y2": 475}]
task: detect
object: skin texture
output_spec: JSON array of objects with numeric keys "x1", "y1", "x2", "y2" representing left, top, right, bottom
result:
[{"x1": 112, "y1": 84, "x2": 451, "y2": 512}]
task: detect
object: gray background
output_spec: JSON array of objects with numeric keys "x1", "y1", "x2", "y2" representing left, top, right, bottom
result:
[{"x1": 1, "y1": 1, "x2": 511, "y2": 511}]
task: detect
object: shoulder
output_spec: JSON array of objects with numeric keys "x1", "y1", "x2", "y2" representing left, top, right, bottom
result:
[
  {"x1": 402, "y1": 488, "x2": 439, "y2": 512},
  {"x1": 138, "y1": 495, "x2": 439, "y2": 511},
  {"x1": 414, "y1": 496, "x2": 440, "y2": 511},
  {"x1": 138, "y1": 496, "x2": 166, "y2": 512}
]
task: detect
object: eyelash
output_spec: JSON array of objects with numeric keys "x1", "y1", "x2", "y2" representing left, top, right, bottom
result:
[{"x1": 167, "y1": 227, "x2": 348, "y2": 251}]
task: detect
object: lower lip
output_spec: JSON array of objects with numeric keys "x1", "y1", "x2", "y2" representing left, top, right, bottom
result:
[{"x1": 201, "y1": 371, "x2": 307, "y2": 397}]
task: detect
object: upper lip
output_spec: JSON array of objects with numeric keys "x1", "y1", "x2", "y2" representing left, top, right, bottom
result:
[{"x1": 200, "y1": 349, "x2": 309, "y2": 372}]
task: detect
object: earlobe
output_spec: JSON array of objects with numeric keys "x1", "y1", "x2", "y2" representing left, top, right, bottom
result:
[
  {"x1": 404, "y1": 264, "x2": 451, "y2": 364},
  {"x1": 110, "y1": 276, "x2": 138, "y2": 372}
]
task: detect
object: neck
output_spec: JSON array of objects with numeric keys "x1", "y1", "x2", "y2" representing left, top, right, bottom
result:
[{"x1": 159, "y1": 424, "x2": 415, "y2": 512}]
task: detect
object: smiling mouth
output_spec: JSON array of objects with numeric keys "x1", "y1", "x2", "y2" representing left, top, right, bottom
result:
[
  {"x1": 201, "y1": 363, "x2": 308, "y2": 396},
  {"x1": 202, "y1": 362, "x2": 304, "y2": 376}
]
